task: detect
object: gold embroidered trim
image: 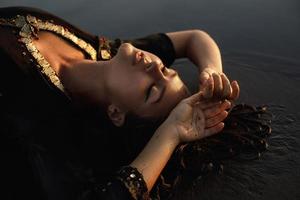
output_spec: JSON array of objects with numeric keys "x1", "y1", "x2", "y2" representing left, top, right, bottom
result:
[
  {"x1": 20, "y1": 36, "x2": 65, "y2": 92},
  {"x1": 99, "y1": 37, "x2": 112, "y2": 60},
  {"x1": 0, "y1": 14, "x2": 97, "y2": 95},
  {"x1": 26, "y1": 15, "x2": 97, "y2": 61}
]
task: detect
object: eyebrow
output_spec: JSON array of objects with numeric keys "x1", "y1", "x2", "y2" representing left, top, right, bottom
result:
[{"x1": 152, "y1": 85, "x2": 166, "y2": 104}]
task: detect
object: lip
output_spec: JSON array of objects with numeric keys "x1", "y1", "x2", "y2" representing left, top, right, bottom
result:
[
  {"x1": 170, "y1": 69, "x2": 178, "y2": 78},
  {"x1": 165, "y1": 68, "x2": 178, "y2": 78}
]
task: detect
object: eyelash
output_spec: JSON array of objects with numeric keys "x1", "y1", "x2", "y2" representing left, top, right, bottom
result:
[
  {"x1": 145, "y1": 66, "x2": 167, "y2": 101},
  {"x1": 162, "y1": 66, "x2": 168, "y2": 75},
  {"x1": 146, "y1": 83, "x2": 155, "y2": 101}
]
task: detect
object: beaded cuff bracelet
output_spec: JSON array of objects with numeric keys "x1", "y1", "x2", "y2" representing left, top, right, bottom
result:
[{"x1": 117, "y1": 166, "x2": 149, "y2": 200}]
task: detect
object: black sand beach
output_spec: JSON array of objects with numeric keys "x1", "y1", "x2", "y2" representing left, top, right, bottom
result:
[{"x1": 1, "y1": 0, "x2": 300, "y2": 199}]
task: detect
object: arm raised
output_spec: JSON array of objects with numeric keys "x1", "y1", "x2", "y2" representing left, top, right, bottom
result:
[
  {"x1": 167, "y1": 30, "x2": 239, "y2": 101},
  {"x1": 166, "y1": 30, "x2": 222, "y2": 73}
]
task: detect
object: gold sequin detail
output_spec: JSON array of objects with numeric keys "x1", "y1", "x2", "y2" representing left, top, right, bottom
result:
[
  {"x1": 26, "y1": 15, "x2": 97, "y2": 60},
  {"x1": 0, "y1": 15, "x2": 97, "y2": 95},
  {"x1": 101, "y1": 50, "x2": 111, "y2": 60}
]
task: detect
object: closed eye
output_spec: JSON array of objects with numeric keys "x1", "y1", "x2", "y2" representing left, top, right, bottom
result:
[
  {"x1": 145, "y1": 83, "x2": 155, "y2": 102},
  {"x1": 145, "y1": 85, "x2": 165, "y2": 104}
]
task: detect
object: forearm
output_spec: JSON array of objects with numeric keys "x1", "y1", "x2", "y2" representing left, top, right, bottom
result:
[
  {"x1": 130, "y1": 123, "x2": 178, "y2": 191},
  {"x1": 167, "y1": 30, "x2": 223, "y2": 73}
]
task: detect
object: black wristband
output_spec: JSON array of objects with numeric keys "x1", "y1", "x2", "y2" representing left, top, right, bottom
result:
[{"x1": 116, "y1": 166, "x2": 149, "y2": 200}]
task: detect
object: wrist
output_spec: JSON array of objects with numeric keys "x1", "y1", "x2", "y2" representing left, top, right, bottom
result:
[
  {"x1": 200, "y1": 66, "x2": 222, "y2": 74},
  {"x1": 154, "y1": 121, "x2": 180, "y2": 148}
]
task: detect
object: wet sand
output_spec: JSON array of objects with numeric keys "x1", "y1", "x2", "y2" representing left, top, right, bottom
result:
[{"x1": 1, "y1": 0, "x2": 300, "y2": 199}]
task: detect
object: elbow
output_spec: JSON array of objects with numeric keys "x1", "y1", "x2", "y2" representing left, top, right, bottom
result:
[
  {"x1": 188, "y1": 29, "x2": 217, "y2": 50},
  {"x1": 190, "y1": 29, "x2": 213, "y2": 41}
]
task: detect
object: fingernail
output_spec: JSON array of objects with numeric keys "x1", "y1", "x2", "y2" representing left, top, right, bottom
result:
[
  {"x1": 221, "y1": 122, "x2": 225, "y2": 129},
  {"x1": 225, "y1": 100, "x2": 231, "y2": 106},
  {"x1": 224, "y1": 111, "x2": 228, "y2": 115}
]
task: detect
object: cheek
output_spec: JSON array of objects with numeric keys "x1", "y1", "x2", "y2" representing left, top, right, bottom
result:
[
  {"x1": 111, "y1": 75, "x2": 146, "y2": 109},
  {"x1": 170, "y1": 75, "x2": 185, "y2": 91},
  {"x1": 153, "y1": 82, "x2": 187, "y2": 117}
]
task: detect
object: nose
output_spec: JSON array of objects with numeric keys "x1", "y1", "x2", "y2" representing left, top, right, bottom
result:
[
  {"x1": 119, "y1": 43, "x2": 143, "y2": 66},
  {"x1": 118, "y1": 43, "x2": 135, "y2": 58},
  {"x1": 119, "y1": 42, "x2": 133, "y2": 50}
]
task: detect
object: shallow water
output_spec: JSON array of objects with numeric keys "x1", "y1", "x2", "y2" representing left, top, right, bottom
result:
[{"x1": 1, "y1": 0, "x2": 300, "y2": 199}]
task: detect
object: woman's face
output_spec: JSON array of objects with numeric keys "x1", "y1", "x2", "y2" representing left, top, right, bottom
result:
[{"x1": 106, "y1": 43, "x2": 189, "y2": 120}]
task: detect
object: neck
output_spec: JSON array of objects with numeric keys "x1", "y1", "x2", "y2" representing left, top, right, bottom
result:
[{"x1": 58, "y1": 59, "x2": 110, "y2": 109}]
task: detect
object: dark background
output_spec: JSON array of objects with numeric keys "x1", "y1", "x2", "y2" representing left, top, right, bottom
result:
[{"x1": 1, "y1": 0, "x2": 300, "y2": 199}]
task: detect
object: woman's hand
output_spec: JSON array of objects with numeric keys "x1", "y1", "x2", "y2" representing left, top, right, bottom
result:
[
  {"x1": 163, "y1": 91, "x2": 231, "y2": 144},
  {"x1": 199, "y1": 68, "x2": 240, "y2": 101},
  {"x1": 130, "y1": 91, "x2": 230, "y2": 191}
]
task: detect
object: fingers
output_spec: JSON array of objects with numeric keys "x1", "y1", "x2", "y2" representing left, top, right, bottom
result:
[
  {"x1": 201, "y1": 72, "x2": 233, "y2": 100},
  {"x1": 203, "y1": 122, "x2": 225, "y2": 138},
  {"x1": 205, "y1": 110, "x2": 228, "y2": 128},
  {"x1": 229, "y1": 80, "x2": 240, "y2": 100},
  {"x1": 193, "y1": 72, "x2": 240, "y2": 109},
  {"x1": 199, "y1": 71, "x2": 210, "y2": 86},
  {"x1": 202, "y1": 77, "x2": 214, "y2": 99},
  {"x1": 221, "y1": 73, "x2": 232, "y2": 99},
  {"x1": 212, "y1": 73, "x2": 223, "y2": 98},
  {"x1": 203, "y1": 100, "x2": 231, "y2": 118}
]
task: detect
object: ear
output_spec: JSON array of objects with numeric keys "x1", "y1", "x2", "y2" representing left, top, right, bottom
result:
[{"x1": 107, "y1": 104, "x2": 126, "y2": 127}]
